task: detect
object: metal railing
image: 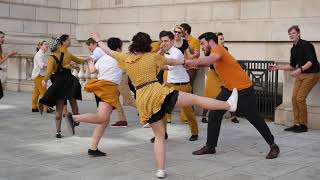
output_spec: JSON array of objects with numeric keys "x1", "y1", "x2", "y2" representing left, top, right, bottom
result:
[{"x1": 238, "y1": 60, "x2": 281, "y2": 120}]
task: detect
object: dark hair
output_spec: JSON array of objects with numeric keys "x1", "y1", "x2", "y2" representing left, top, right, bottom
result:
[
  {"x1": 59, "y1": 34, "x2": 69, "y2": 45},
  {"x1": 198, "y1": 32, "x2": 218, "y2": 44},
  {"x1": 216, "y1": 32, "x2": 224, "y2": 36},
  {"x1": 0, "y1": 31, "x2": 5, "y2": 56},
  {"x1": 86, "y1": 38, "x2": 97, "y2": 46},
  {"x1": 180, "y1": 23, "x2": 191, "y2": 34},
  {"x1": 159, "y1": 30, "x2": 174, "y2": 40},
  {"x1": 129, "y1": 32, "x2": 152, "y2": 53},
  {"x1": 107, "y1": 37, "x2": 123, "y2": 51},
  {"x1": 288, "y1": 25, "x2": 300, "y2": 33}
]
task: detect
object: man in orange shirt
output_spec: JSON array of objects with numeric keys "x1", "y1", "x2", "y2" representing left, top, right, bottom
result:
[{"x1": 186, "y1": 32, "x2": 279, "y2": 159}]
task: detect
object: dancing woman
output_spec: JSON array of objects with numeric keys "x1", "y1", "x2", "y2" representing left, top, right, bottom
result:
[
  {"x1": 66, "y1": 38, "x2": 124, "y2": 156},
  {"x1": 39, "y1": 37, "x2": 84, "y2": 138},
  {"x1": 70, "y1": 32, "x2": 238, "y2": 178}
]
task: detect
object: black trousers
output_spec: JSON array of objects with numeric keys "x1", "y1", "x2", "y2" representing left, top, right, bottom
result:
[{"x1": 206, "y1": 86, "x2": 275, "y2": 148}]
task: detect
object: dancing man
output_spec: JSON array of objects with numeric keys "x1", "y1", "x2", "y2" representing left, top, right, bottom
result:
[{"x1": 186, "y1": 32, "x2": 280, "y2": 159}]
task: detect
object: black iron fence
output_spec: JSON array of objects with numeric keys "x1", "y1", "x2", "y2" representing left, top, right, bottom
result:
[{"x1": 238, "y1": 60, "x2": 282, "y2": 120}]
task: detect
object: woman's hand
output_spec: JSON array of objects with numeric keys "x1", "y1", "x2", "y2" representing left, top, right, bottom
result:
[
  {"x1": 42, "y1": 80, "x2": 47, "y2": 88},
  {"x1": 90, "y1": 32, "x2": 101, "y2": 42},
  {"x1": 8, "y1": 50, "x2": 17, "y2": 57}
]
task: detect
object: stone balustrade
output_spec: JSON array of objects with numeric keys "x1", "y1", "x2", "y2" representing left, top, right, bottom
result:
[{"x1": 2, "y1": 54, "x2": 97, "y2": 101}]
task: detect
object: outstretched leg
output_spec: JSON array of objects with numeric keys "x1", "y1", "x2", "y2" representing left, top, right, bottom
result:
[{"x1": 174, "y1": 88, "x2": 237, "y2": 112}]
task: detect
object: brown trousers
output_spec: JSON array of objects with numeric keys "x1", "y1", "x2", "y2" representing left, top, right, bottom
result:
[{"x1": 292, "y1": 73, "x2": 320, "y2": 125}]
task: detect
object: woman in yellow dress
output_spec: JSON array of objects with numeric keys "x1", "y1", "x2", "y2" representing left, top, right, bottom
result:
[{"x1": 89, "y1": 32, "x2": 238, "y2": 178}]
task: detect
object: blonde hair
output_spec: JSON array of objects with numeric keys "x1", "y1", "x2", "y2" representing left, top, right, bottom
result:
[{"x1": 173, "y1": 25, "x2": 185, "y2": 34}]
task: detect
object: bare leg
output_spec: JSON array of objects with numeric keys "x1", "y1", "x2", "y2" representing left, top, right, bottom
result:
[
  {"x1": 150, "y1": 120, "x2": 166, "y2": 171},
  {"x1": 90, "y1": 103, "x2": 113, "y2": 150},
  {"x1": 55, "y1": 100, "x2": 65, "y2": 132},
  {"x1": 175, "y1": 92, "x2": 230, "y2": 110},
  {"x1": 73, "y1": 102, "x2": 113, "y2": 124}
]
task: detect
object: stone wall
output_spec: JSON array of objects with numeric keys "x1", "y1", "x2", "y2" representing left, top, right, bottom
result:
[
  {"x1": 0, "y1": 0, "x2": 82, "y2": 55},
  {"x1": 1, "y1": 0, "x2": 320, "y2": 118},
  {"x1": 76, "y1": 0, "x2": 320, "y2": 61}
]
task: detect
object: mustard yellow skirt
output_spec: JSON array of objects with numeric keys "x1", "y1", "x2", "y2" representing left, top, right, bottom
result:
[{"x1": 85, "y1": 79, "x2": 120, "y2": 109}]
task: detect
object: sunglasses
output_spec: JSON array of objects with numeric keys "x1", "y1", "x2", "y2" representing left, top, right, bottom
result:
[{"x1": 174, "y1": 31, "x2": 182, "y2": 34}]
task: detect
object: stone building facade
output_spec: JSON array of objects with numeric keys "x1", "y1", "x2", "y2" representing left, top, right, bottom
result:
[{"x1": 0, "y1": 0, "x2": 319, "y2": 127}]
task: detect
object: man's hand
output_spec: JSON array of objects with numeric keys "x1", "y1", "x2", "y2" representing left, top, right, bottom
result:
[
  {"x1": 268, "y1": 65, "x2": 278, "y2": 71},
  {"x1": 290, "y1": 68, "x2": 302, "y2": 77},
  {"x1": 185, "y1": 59, "x2": 197, "y2": 67}
]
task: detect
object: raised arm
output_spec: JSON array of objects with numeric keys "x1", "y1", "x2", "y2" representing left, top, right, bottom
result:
[
  {"x1": 0, "y1": 50, "x2": 17, "y2": 65},
  {"x1": 90, "y1": 32, "x2": 116, "y2": 58},
  {"x1": 185, "y1": 53, "x2": 221, "y2": 67}
]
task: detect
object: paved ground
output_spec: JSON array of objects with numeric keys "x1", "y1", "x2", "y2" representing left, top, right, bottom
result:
[{"x1": 0, "y1": 91, "x2": 320, "y2": 180}]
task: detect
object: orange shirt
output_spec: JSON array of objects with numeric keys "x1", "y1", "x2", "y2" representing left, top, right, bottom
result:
[{"x1": 211, "y1": 46, "x2": 252, "y2": 91}]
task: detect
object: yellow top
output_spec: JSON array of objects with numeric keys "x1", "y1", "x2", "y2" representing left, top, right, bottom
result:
[
  {"x1": 151, "y1": 41, "x2": 160, "y2": 53},
  {"x1": 185, "y1": 35, "x2": 200, "y2": 59},
  {"x1": 185, "y1": 35, "x2": 200, "y2": 69},
  {"x1": 114, "y1": 52, "x2": 175, "y2": 123},
  {"x1": 44, "y1": 46, "x2": 84, "y2": 81}
]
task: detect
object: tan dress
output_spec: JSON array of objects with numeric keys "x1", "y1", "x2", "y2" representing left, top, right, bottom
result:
[{"x1": 114, "y1": 52, "x2": 175, "y2": 123}]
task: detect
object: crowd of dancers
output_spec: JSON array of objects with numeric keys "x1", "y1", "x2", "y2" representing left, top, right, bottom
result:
[{"x1": 2, "y1": 24, "x2": 318, "y2": 178}]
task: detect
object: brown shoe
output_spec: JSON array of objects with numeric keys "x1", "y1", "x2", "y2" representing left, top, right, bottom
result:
[
  {"x1": 192, "y1": 146, "x2": 215, "y2": 155},
  {"x1": 266, "y1": 144, "x2": 280, "y2": 159}
]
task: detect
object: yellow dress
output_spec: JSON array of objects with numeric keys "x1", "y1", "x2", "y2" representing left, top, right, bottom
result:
[
  {"x1": 114, "y1": 52, "x2": 175, "y2": 124},
  {"x1": 204, "y1": 67, "x2": 222, "y2": 98}
]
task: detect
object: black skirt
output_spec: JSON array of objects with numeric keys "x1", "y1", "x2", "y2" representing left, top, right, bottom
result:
[
  {"x1": 0, "y1": 79, "x2": 3, "y2": 99},
  {"x1": 147, "y1": 90, "x2": 179, "y2": 124},
  {"x1": 39, "y1": 70, "x2": 82, "y2": 107}
]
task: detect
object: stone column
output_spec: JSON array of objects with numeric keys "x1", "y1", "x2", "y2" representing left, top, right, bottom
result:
[{"x1": 275, "y1": 62, "x2": 320, "y2": 129}]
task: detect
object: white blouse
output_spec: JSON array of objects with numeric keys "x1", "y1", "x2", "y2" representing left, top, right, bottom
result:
[{"x1": 31, "y1": 49, "x2": 47, "y2": 79}]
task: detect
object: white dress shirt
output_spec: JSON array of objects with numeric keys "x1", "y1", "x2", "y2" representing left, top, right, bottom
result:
[
  {"x1": 91, "y1": 47, "x2": 122, "y2": 85},
  {"x1": 165, "y1": 46, "x2": 190, "y2": 83},
  {"x1": 31, "y1": 49, "x2": 47, "y2": 79}
]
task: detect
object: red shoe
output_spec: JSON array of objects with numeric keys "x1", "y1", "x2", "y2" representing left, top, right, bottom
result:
[{"x1": 111, "y1": 121, "x2": 128, "y2": 127}]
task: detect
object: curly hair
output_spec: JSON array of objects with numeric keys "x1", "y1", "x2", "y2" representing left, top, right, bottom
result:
[{"x1": 129, "y1": 32, "x2": 152, "y2": 53}]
